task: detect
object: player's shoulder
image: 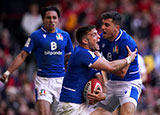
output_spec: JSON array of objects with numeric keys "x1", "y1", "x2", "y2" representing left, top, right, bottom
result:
[
  {"x1": 120, "y1": 30, "x2": 136, "y2": 44},
  {"x1": 57, "y1": 28, "x2": 70, "y2": 36},
  {"x1": 75, "y1": 46, "x2": 93, "y2": 56},
  {"x1": 31, "y1": 28, "x2": 42, "y2": 35},
  {"x1": 71, "y1": 46, "x2": 88, "y2": 61},
  {"x1": 121, "y1": 30, "x2": 132, "y2": 40},
  {"x1": 29, "y1": 29, "x2": 42, "y2": 39},
  {"x1": 74, "y1": 46, "x2": 88, "y2": 54}
]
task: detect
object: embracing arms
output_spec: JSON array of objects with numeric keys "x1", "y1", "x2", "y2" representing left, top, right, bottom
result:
[{"x1": 91, "y1": 46, "x2": 137, "y2": 73}]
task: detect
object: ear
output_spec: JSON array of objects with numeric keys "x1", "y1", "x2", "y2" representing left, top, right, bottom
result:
[
  {"x1": 115, "y1": 25, "x2": 120, "y2": 30},
  {"x1": 82, "y1": 38, "x2": 88, "y2": 45}
]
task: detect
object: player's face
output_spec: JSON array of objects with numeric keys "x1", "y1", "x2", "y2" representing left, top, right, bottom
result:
[
  {"x1": 101, "y1": 18, "x2": 118, "y2": 41},
  {"x1": 43, "y1": 11, "x2": 59, "y2": 33},
  {"x1": 87, "y1": 28, "x2": 100, "y2": 51}
]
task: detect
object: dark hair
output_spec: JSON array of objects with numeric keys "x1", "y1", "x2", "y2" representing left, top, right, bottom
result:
[
  {"x1": 76, "y1": 25, "x2": 96, "y2": 44},
  {"x1": 41, "y1": 5, "x2": 60, "y2": 19},
  {"x1": 101, "y1": 11, "x2": 121, "y2": 26}
]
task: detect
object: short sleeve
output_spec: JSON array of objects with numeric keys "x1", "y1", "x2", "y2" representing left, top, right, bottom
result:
[
  {"x1": 22, "y1": 33, "x2": 36, "y2": 54},
  {"x1": 79, "y1": 50, "x2": 99, "y2": 67}
]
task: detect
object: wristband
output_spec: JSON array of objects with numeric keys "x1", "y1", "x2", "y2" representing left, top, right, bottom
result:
[
  {"x1": 126, "y1": 56, "x2": 132, "y2": 64},
  {"x1": 4, "y1": 70, "x2": 11, "y2": 77}
]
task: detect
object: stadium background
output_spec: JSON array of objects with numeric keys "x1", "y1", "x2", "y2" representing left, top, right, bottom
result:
[{"x1": 0, "y1": 0, "x2": 160, "y2": 114}]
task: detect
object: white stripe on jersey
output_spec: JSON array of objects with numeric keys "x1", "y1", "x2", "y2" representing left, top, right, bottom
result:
[
  {"x1": 88, "y1": 50, "x2": 96, "y2": 58},
  {"x1": 63, "y1": 86, "x2": 76, "y2": 92},
  {"x1": 115, "y1": 30, "x2": 123, "y2": 41},
  {"x1": 129, "y1": 70, "x2": 139, "y2": 74}
]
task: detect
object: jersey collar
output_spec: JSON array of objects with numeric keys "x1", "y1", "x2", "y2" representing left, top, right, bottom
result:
[
  {"x1": 114, "y1": 29, "x2": 123, "y2": 42},
  {"x1": 41, "y1": 26, "x2": 58, "y2": 33}
]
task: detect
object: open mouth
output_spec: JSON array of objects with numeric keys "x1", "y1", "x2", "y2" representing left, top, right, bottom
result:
[
  {"x1": 50, "y1": 24, "x2": 54, "y2": 27},
  {"x1": 103, "y1": 31, "x2": 106, "y2": 34},
  {"x1": 96, "y1": 41, "x2": 100, "y2": 47}
]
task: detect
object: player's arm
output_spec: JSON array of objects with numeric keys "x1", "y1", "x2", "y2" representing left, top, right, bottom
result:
[
  {"x1": 111, "y1": 40, "x2": 136, "y2": 78},
  {"x1": 0, "y1": 50, "x2": 29, "y2": 83},
  {"x1": 94, "y1": 50, "x2": 129, "y2": 78},
  {"x1": 64, "y1": 53, "x2": 72, "y2": 69},
  {"x1": 64, "y1": 32, "x2": 73, "y2": 67},
  {"x1": 94, "y1": 51, "x2": 108, "y2": 83},
  {"x1": 101, "y1": 71, "x2": 108, "y2": 83},
  {"x1": 87, "y1": 71, "x2": 107, "y2": 105},
  {"x1": 65, "y1": 53, "x2": 71, "y2": 62},
  {"x1": 141, "y1": 72, "x2": 147, "y2": 83},
  {"x1": 96, "y1": 73, "x2": 107, "y2": 93},
  {"x1": 111, "y1": 65, "x2": 129, "y2": 78},
  {"x1": 87, "y1": 89, "x2": 106, "y2": 105},
  {"x1": 91, "y1": 46, "x2": 137, "y2": 73}
]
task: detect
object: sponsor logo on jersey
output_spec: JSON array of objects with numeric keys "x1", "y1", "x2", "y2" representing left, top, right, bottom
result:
[
  {"x1": 56, "y1": 33, "x2": 63, "y2": 40},
  {"x1": 113, "y1": 45, "x2": 119, "y2": 54},
  {"x1": 44, "y1": 51, "x2": 62, "y2": 55},
  {"x1": 39, "y1": 89, "x2": 46, "y2": 96}
]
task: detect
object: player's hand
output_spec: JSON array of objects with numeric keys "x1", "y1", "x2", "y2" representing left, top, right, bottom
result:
[
  {"x1": 0, "y1": 74, "x2": 9, "y2": 84},
  {"x1": 87, "y1": 90, "x2": 106, "y2": 105},
  {"x1": 126, "y1": 46, "x2": 137, "y2": 62},
  {"x1": 94, "y1": 51, "x2": 101, "y2": 57}
]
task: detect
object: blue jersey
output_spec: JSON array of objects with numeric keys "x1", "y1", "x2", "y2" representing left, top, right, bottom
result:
[
  {"x1": 99, "y1": 29, "x2": 140, "y2": 81},
  {"x1": 23, "y1": 27, "x2": 73, "y2": 78},
  {"x1": 60, "y1": 46, "x2": 100, "y2": 104}
]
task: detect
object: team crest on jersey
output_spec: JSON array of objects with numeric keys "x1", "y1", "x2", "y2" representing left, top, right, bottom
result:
[
  {"x1": 39, "y1": 89, "x2": 46, "y2": 96},
  {"x1": 56, "y1": 33, "x2": 63, "y2": 40},
  {"x1": 113, "y1": 45, "x2": 119, "y2": 54}
]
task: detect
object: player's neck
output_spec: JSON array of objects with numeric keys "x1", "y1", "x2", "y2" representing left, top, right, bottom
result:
[
  {"x1": 43, "y1": 26, "x2": 56, "y2": 33},
  {"x1": 47, "y1": 29, "x2": 56, "y2": 33},
  {"x1": 79, "y1": 44, "x2": 89, "y2": 50},
  {"x1": 112, "y1": 30, "x2": 120, "y2": 42}
]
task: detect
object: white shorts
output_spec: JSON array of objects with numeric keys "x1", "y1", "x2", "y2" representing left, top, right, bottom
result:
[
  {"x1": 56, "y1": 102, "x2": 95, "y2": 115},
  {"x1": 97, "y1": 79, "x2": 142, "y2": 112},
  {"x1": 34, "y1": 76, "x2": 64, "y2": 104}
]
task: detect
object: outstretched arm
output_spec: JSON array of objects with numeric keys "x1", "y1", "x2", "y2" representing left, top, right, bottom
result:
[{"x1": 0, "y1": 50, "x2": 29, "y2": 83}]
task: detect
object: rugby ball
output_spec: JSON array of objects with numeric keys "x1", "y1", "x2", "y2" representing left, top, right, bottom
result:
[{"x1": 83, "y1": 78, "x2": 102, "y2": 104}]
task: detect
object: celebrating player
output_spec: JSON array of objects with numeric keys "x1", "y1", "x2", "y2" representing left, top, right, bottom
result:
[
  {"x1": 89, "y1": 11, "x2": 142, "y2": 115},
  {"x1": 0, "y1": 5, "x2": 73, "y2": 115}
]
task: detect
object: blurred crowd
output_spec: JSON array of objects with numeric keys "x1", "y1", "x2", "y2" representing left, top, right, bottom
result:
[{"x1": 0, "y1": 0, "x2": 160, "y2": 114}]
